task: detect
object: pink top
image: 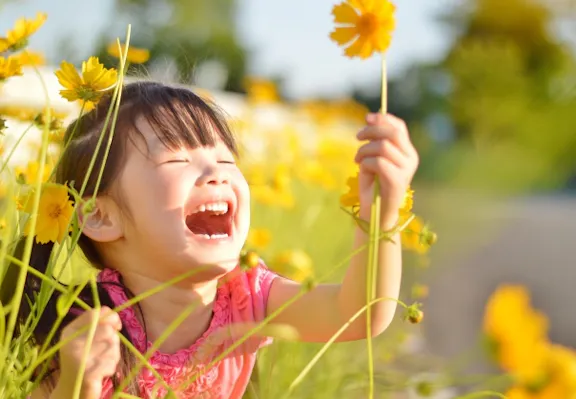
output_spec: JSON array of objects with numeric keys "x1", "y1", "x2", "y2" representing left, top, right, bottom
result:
[{"x1": 98, "y1": 262, "x2": 277, "y2": 399}]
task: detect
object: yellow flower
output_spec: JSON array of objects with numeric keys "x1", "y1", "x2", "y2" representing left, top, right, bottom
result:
[
  {"x1": 243, "y1": 77, "x2": 280, "y2": 104},
  {"x1": 0, "y1": 56, "x2": 23, "y2": 80},
  {"x1": 484, "y1": 285, "x2": 550, "y2": 383},
  {"x1": 330, "y1": 0, "x2": 396, "y2": 59},
  {"x1": 505, "y1": 345, "x2": 576, "y2": 398},
  {"x1": 15, "y1": 160, "x2": 53, "y2": 185},
  {"x1": 270, "y1": 249, "x2": 314, "y2": 283},
  {"x1": 24, "y1": 183, "x2": 74, "y2": 244},
  {"x1": 400, "y1": 215, "x2": 435, "y2": 254},
  {"x1": 0, "y1": 12, "x2": 47, "y2": 52},
  {"x1": 106, "y1": 42, "x2": 150, "y2": 64},
  {"x1": 340, "y1": 173, "x2": 360, "y2": 208},
  {"x1": 55, "y1": 57, "x2": 118, "y2": 103},
  {"x1": 340, "y1": 173, "x2": 414, "y2": 214},
  {"x1": 247, "y1": 228, "x2": 272, "y2": 250},
  {"x1": 296, "y1": 160, "x2": 338, "y2": 190},
  {"x1": 13, "y1": 50, "x2": 45, "y2": 66},
  {"x1": 400, "y1": 186, "x2": 414, "y2": 214}
]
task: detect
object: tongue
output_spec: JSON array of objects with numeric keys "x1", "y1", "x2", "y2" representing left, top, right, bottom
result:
[{"x1": 186, "y1": 212, "x2": 229, "y2": 235}]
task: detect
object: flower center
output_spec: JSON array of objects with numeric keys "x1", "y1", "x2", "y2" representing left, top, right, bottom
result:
[
  {"x1": 76, "y1": 86, "x2": 100, "y2": 102},
  {"x1": 357, "y1": 13, "x2": 379, "y2": 36},
  {"x1": 49, "y1": 204, "x2": 62, "y2": 219}
]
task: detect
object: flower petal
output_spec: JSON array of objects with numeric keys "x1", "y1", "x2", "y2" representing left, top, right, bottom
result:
[
  {"x1": 344, "y1": 35, "x2": 375, "y2": 59},
  {"x1": 55, "y1": 61, "x2": 82, "y2": 90},
  {"x1": 373, "y1": 1, "x2": 396, "y2": 19},
  {"x1": 332, "y1": 2, "x2": 359, "y2": 25},
  {"x1": 370, "y1": 29, "x2": 393, "y2": 52},
  {"x1": 330, "y1": 27, "x2": 359, "y2": 46}
]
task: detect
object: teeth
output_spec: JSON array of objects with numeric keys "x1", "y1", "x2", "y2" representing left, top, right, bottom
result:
[
  {"x1": 193, "y1": 201, "x2": 229, "y2": 215},
  {"x1": 198, "y1": 233, "x2": 229, "y2": 240}
]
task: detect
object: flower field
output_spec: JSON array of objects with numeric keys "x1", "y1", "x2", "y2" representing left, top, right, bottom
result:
[{"x1": 1, "y1": 8, "x2": 576, "y2": 399}]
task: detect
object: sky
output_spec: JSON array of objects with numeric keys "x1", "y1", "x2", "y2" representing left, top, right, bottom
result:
[{"x1": 0, "y1": 0, "x2": 456, "y2": 98}]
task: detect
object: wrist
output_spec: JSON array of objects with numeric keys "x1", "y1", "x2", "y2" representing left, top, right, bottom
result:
[{"x1": 357, "y1": 209, "x2": 399, "y2": 231}]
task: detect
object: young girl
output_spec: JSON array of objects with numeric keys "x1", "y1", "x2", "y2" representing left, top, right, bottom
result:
[{"x1": 9, "y1": 81, "x2": 418, "y2": 398}]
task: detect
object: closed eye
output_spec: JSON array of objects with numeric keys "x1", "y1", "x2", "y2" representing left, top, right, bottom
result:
[
  {"x1": 218, "y1": 160, "x2": 236, "y2": 165},
  {"x1": 165, "y1": 159, "x2": 189, "y2": 164}
]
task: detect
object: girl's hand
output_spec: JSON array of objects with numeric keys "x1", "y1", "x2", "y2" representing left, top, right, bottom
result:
[
  {"x1": 354, "y1": 113, "x2": 419, "y2": 229},
  {"x1": 56, "y1": 307, "x2": 122, "y2": 399}
]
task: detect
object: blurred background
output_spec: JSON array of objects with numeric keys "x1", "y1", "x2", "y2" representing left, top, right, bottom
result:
[{"x1": 2, "y1": 0, "x2": 576, "y2": 397}]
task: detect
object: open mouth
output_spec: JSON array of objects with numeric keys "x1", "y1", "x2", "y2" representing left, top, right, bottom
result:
[{"x1": 185, "y1": 200, "x2": 233, "y2": 240}]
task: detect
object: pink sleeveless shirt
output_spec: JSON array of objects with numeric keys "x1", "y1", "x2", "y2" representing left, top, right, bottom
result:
[{"x1": 98, "y1": 262, "x2": 277, "y2": 398}]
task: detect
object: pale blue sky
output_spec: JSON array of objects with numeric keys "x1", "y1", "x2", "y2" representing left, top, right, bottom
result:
[{"x1": 1, "y1": 0, "x2": 456, "y2": 98}]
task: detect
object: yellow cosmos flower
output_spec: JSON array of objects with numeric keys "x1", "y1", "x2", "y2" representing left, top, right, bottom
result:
[
  {"x1": 107, "y1": 42, "x2": 150, "y2": 64},
  {"x1": 13, "y1": 50, "x2": 45, "y2": 66},
  {"x1": 0, "y1": 56, "x2": 23, "y2": 81},
  {"x1": 400, "y1": 215, "x2": 435, "y2": 254},
  {"x1": 484, "y1": 285, "x2": 550, "y2": 383},
  {"x1": 24, "y1": 183, "x2": 74, "y2": 244},
  {"x1": 330, "y1": 0, "x2": 396, "y2": 59},
  {"x1": 271, "y1": 249, "x2": 314, "y2": 283},
  {"x1": 400, "y1": 186, "x2": 414, "y2": 214},
  {"x1": 339, "y1": 173, "x2": 414, "y2": 214},
  {"x1": 55, "y1": 57, "x2": 118, "y2": 103},
  {"x1": 0, "y1": 12, "x2": 47, "y2": 53},
  {"x1": 243, "y1": 77, "x2": 280, "y2": 104},
  {"x1": 340, "y1": 173, "x2": 360, "y2": 208},
  {"x1": 247, "y1": 228, "x2": 272, "y2": 250},
  {"x1": 15, "y1": 160, "x2": 53, "y2": 185}
]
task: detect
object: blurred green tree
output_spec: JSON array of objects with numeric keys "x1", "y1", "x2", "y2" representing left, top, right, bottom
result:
[
  {"x1": 353, "y1": 0, "x2": 576, "y2": 191},
  {"x1": 96, "y1": 0, "x2": 249, "y2": 93}
]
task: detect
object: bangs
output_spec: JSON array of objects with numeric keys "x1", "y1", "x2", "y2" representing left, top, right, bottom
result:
[{"x1": 123, "y1": 82, "x2": 238, "y2": 156}]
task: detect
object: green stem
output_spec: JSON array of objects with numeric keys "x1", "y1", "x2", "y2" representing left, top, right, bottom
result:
[
  {"x1": 285, "y1": 296, "x2": 407, "y2": 398},
  {"x1": 366, "y1": 180, "x2": 381, "y2": 399},
  {"x1": 2, "y1": 68, "x2": 53, "y2": 380},
  {"x1": 0, "y1": 122, "x2": 35, "y2": 176},
  {"x1": 453, "y1": 391, "x2": 507, "y2": 399},
  {"x1": 111, "y1": 292, "x2": 200, "y2": 397},
  {"x1": 177, "y1": 241, "x2": 376, "y2": 392}
]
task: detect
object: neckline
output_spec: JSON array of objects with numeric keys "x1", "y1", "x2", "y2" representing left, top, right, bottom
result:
[{"x1": 97, "y1": 268, "x2": 231, "y2": 366}]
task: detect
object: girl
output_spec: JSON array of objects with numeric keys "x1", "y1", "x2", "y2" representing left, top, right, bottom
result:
[{"x1": 8, "y1": 81, "x2": 418, "y2": 398}]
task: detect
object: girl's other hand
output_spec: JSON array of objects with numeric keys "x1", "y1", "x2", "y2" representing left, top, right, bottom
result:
[{"x1": 55, "y1": 306, "x2": 122, "y2": 399}]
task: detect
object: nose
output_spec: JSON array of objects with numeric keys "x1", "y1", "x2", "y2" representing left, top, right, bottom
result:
[{"x1": 195, "y1": 164, "x2": 230, "y2": 186}]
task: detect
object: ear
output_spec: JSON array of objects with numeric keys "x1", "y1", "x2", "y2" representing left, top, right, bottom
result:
[{"x1": 78, "y1": 196, "x2": 123, "y2": 243}]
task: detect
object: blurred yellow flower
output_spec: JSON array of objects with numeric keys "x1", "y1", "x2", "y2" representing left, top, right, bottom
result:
[
  {"x1": 0, "y1": 106, "x2": 66, "y2": 131},
  {"x1": 13, "y1": 50, "x2": 45, "y2": 66},
  {"x1": 243, "y1": 77, "x2": 280, "y2": 104},
  {"x1": 15, "y1": 160, "x2": 53, "y2": 185},
  {"x1": 24, "y1": 183, "x2": 74, "y2": 244},
  {"x1": 271, "y1": 249, "x2": 314, "y2": 283},
  {"x1": 340, "y1": 173, "x2": 360, "y2": 208},
  {"x1": 0, "y1": 56, "x2": 23, "y2": 80},
  {"x1": 0, "y1": 106, "x2": 36, "y2": 121},
  {"x1": 505, "y1": 344, "x2": 576, "y2": 398},
  {"x1": 272, "y1": 164, "x2": 291, "y2": 192},
  {"x1": 329, "y1": 0, "x2": 396, "y2": 59},
  {"x1": 55, "y1": 57, "x2": 117, "y2": 103},
  {"x1": 296, "y1": 160, "x2": 337, "y2": 190},
  {"x1": 400, "y1": 186, "x2": 414, "y2": 214},
  {"x1": 401, "y1": 215, "x2": 435, "y2": 254},
  {"x1": 484, "y1": 285, "x2": 550, "y2": 383},
  {"x1": 0, "y1": 12, "x2": 47, "y2": 52},
  {"x1": 107, "y1": 42, "x2": 150, "y2": 64},
  {"x1": 247, "y1": 228, "x2": 272, "y2": 250}
]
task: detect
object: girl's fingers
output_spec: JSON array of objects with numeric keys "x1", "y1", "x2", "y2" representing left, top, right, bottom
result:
[
  {"x1": 355, "y1": 139, "x2": 407, "y2": 168},
  {"x1": 358, "y1": 114, "x2": 415, "y2": 157},
  {"x1": 359, "y1": 156, "x2": 404, "y2": 187}
]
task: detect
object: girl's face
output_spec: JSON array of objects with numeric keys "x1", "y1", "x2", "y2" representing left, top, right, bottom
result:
[{"x1": 114, "y1": 117, "x2": 250, "y2": 280}]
